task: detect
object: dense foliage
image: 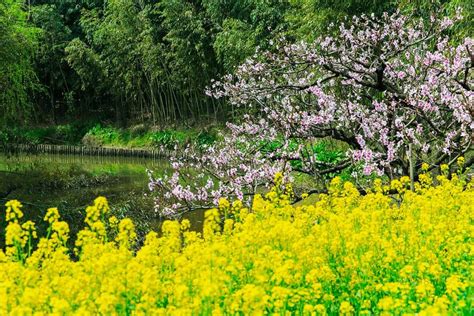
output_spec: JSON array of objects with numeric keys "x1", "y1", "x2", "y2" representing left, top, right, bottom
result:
[
  {"x1": 1, "y1": 168, "x2": 472, "y2": 314},
  {"x1": 0, "y1": 0, "x2": 39, "y2": 125},
  {"x1": 0, "y1": 0, "x2": 472, "y2": 125}
]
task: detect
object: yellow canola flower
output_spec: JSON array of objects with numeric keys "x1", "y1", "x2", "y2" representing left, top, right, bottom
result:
[
  {"x1": 440, "y1": 164, "x2": 449, "y2": 174},
  {"x1": 5, "y1": 200, "x2": 23, "y2": 222},
  {"x1": 0, "y1": 173, "x2": 473, "y2": 314},
  {"x1": 218, "y1": 197, "x2": 230, "y2": 210},
  {"x1": 117, "y1": 218, "x2": 137, "y2": 248},
  {"x1": 339, "y1": 301, "x2": 354, "y2": 315},
  {"x1": 44, "y1": 207, "x2": 60, "y2": 224},
  {"x1": 108, "y1": 215, "x2": 119, "y2": 228},
  {"x1": 5, "y1": 222, "x2": 23, "y2": 247}
]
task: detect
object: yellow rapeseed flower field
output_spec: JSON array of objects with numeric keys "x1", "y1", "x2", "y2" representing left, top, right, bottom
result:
[{"x1": 0, "y1": 171, "x2": 473, "y2": 315}]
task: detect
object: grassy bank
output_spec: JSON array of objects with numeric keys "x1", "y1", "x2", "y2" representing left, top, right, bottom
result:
[{"x1": 0, "y1": 123, "x2": 220, "y2": 150}]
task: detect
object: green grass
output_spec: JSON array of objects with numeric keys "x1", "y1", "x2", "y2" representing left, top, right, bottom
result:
[
  {"x1": 83, "y1": 124, "x2": 219, "y2": 149},
  {"x1": 1, "y1": 123, "x2": 220, "y2": 150},
  {"x1": 0, "y1": 124, "x2": 92, "y2": 145}
]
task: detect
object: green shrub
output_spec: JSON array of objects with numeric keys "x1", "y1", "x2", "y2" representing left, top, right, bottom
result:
[
  {"x1": 86, "y1": 124, "x2": 122, "y2": 144},
  {"x1": 196, "y1": 130, "x2": 218, "y2": 148},
  {"x1": 150, "y1": 130, "x2": 184, "y2": 149}
]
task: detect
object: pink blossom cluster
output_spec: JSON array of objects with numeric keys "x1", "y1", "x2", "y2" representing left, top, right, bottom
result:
[
  {"x1": 148, "y1": 134, "x2": 286, "y2": 216},
  {"x1": 210, "y1": 12, "x2": 472, "y2": 175},
  {"x1": 150, "y1": 11, "x2": 473, "y2": 216}
]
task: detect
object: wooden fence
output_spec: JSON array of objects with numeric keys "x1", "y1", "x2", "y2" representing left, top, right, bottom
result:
[{"x1": 1, "y1": 144, "x2": 185, "y2": 159}]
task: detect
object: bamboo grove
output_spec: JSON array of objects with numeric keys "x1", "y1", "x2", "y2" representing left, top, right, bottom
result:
[{"x1": 1, "y1": 0, "x2": 472, "y2": 126}]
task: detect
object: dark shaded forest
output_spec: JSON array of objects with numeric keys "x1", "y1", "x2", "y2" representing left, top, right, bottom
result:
[{"x1": 1, "y1": 0, "x2": 472, "y2": 127}]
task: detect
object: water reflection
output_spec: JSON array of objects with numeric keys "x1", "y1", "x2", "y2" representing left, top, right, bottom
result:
[{"x1": 0, "y1": 153, "x2": 205, "y2": 240}]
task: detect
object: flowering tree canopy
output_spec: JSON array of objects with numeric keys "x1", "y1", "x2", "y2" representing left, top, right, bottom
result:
[{"x1": 150, "y1": 11, "x2": 473, "y2": 216}]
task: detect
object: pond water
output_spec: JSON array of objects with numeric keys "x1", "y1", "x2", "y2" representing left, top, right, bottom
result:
[
  {"x1": 1, "y1": 153, "x2": 163, "y2": 207},
  {"x1": 0, "y1": 153, "x2": 205, "y2": 243}
]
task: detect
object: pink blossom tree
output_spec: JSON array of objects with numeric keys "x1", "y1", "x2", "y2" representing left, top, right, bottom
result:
[{"x1": 149, "y1": 11, "x2": 473, "y2": 217}]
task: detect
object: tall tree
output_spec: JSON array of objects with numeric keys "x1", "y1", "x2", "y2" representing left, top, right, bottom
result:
[
  {"x1": 31, "y1": 3, "x2": 73, "y2": 123},
  {"x1": 0, "y1": 0, "x2": 40, "y2": 125},
  {"x1": 149, "y1": 11, "x2": 473, "y2": 216}
]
